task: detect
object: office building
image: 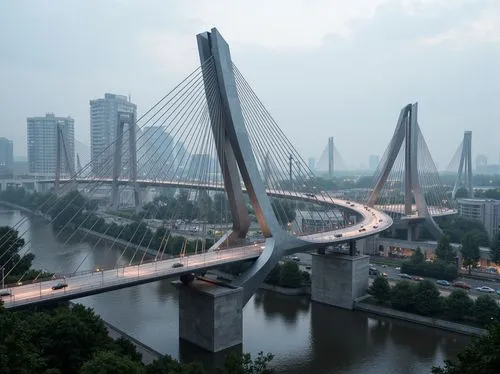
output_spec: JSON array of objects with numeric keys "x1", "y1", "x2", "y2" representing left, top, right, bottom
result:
[
  {"x1": 27, "y1": 113, "x2": 74, "y2": 175},
  {"x1": 369, "y1": 155, "x2": 380, "y2": 171},
  {"x1": 457, "y1": 198, "x2": 500, "y2": 240},
  {"x1": 139, "y1": 126, "x2": 186, "y2": 179},
  {"x1": 90, "y1": 93, "x2": 137, "y2": 176},
  {"x1": 0, "y1": 137, "x2": 13, "y2": 169}
]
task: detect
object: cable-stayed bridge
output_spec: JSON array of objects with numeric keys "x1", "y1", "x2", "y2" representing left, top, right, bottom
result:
[
  {"x1": 359, "y1": 103, "x2": 456, "y2": 240},
  {"x1": 315, "y1": 136, "x2": 347, "y2": 176},
  {"x1": 0, "y1": 28, "x2": 392, "y2": 345}
]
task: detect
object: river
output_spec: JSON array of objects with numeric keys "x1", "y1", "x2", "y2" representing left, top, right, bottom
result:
[{"x1": 0, "y1": 207, "x2": 470, "y2": 374}]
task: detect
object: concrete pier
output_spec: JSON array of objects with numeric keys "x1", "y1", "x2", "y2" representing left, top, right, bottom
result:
[
  {"x1": 177, "y1": 279, "x2": 243, "y2": 352},
  {"x1": 311, "y1": 253, "x2": 369, "y2": 310}
]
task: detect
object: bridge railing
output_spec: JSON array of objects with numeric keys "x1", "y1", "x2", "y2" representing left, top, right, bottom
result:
[{"x1": 2, "y1": 245, "x2": 263, "y2": 308}]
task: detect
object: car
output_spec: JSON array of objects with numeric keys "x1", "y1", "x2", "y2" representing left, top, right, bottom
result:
[
  {"x1": 172, "y1": 262, "x2": 184, "y2": 268},
  {"x1": 0, "y1": 289, "x2": 12, "y2": 297},
  {"x1": 452, "y1": 281, "x2": 471, "y2": 290},
  {"x1": 378, "y1": 219, "x2": 383, "y2": 222},
  {"x1": 412, "y1": 276, "x2": 424, "y2": 281},
  {"x1": 436, "y1": 280, "x2": 451, "y2": 286},
  {"x1": 334, "y1": 234, "x2": 343, "y2": 238},
  {"x1": 358, "y1": 228, "x2": 366, "y2": 232},
  {"x1": 381, "y1": 272, "x2": 388, "y2": 277},
  {"x1": 369, "y1": 268, "x2": 379, "y2": 276},
  {"x1": 475, "y1": 286, "x2": 495, "y2": 293},
  {"x1": 291, "y1": 256, "x2": 300, "y2": 262},
  {"x1": 373, "y1": 225, "x2": 378, "y2": 229},
  {"x1": 395, "y1": 267, "x2": 401, "y2": 271},
  {"x1": 398, "y1": 273, "x2": 412, "y2": 279},
  {"x1": 51, "y1": 282, "x2": 68, "y2": 290}
]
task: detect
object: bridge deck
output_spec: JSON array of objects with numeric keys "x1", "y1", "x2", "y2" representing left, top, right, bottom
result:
[{"x1": 1, "y1": 246, "x2": 262, "y2": 309}]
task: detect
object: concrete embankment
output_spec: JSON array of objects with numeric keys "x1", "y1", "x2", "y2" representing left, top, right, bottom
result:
[
  {"x1": 76, "y1": 227, "x2": 158, "y2": 257},
  {"x1": 68, "y1": 302, "x2": 162, "y2": 364},
  {"x1": 103, "y1": 320, "x2": 162, "y2": 364},
  {"x1": 0, "y1": 200, "x2": 37, "y2": 215},
  {"x1": 0, "y1": 200, "x2": 158, "y2": 257},
  {"x1": 354, "y1": 300, "x2": 486, "y2": 336}
]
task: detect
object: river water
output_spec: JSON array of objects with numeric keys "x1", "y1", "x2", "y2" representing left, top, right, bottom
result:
[{"x1": 0, "y1": 207, "x2": 470, "y2": 374}]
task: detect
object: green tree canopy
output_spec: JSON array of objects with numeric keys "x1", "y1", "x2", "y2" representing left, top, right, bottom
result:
[
  {"x1": 474, "y1": 295, "x2": 500, "y2": 326},
  {"x1": 391, "y1": 281, "x2": 415, "y2": 312},
  {"x1": 445, "y1": 290, "x2": 473, "y2": 321},
  {"x1": 413, "y1": 280, "x2": 442, "y2": 316},
  {"x1": 435, "y1": 235, "x2": 455, "y2": 264},
  {"x1": 80, "y1": 351, "x2": 144, "y2": 374},
  {"x1": 369, "y1": 276, "x2": 391, "y2": 304},
  {"x1": 461, "y1": 233, "x2": 480, "y2": 274}
]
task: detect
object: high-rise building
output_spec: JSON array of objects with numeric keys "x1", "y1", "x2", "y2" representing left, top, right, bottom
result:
[
  {"x1": 457, "y1": 198, "x2": 500, "y2": 240},
  {"x1": 27, "y1": 113, "x2": 74, "y2": 175},
  {"x1": 139, "y1": 126, "x2": 187, "y2": 179},
  {"x1": 90, "y1": 93, "x2": 137, "y2": 176},
  {"x1": 0, "y1": 137, "x2": 14, "y2": 170},
  {"x1": 369, "y1": 154, "x2": 380, "y2": 171}
]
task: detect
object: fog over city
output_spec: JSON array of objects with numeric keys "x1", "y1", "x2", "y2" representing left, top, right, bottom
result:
[{"x1": 1, "y1": 0, "x2": 499, "y2": 169}]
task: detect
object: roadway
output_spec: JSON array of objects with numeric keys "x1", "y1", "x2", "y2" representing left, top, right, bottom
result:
[
  {"x1": 52, "y1": 177, "x2": 395, "y2": 245},
  {"x1": 1, "y1": 245, "x2": 262, "y2": 310}
]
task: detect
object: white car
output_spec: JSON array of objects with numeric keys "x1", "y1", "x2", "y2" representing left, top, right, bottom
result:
[{"x1": 475, "y1": 286, "x2": 495, "y2": 293}]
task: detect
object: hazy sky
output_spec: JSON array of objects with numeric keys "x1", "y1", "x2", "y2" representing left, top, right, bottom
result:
[{"x1": 1, "y1": 0, "x2": 499, "y2": 169}]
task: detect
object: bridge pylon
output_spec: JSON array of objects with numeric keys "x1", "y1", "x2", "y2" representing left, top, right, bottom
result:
[
  {"x1": 452, "y1": 131, "x2": 473, "y2": 199},
  {"x1": 367, "y1": 103, "x2": 444, "y2": 240},
  {"x1": 111, "y1": 112, "x2": 140, "y2": 210},
  {"x1": 54, "y1": 124, "x2": 76, "y2": 194}
]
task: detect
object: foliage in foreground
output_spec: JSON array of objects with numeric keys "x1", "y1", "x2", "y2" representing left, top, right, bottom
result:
[
  {"x1": 0, "y1": 301, "x2": 273, "y2": 373},
  {"x1": 432, "y1": 323, "x2": 500, "y2": 374}
]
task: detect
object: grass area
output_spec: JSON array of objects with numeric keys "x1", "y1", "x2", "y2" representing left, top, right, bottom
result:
[{"x1": 369, "y1": 256, "x2": 404, "y2": 267}]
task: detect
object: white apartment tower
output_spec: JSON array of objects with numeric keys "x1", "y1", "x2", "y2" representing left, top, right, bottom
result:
[
  {"x1": 90, "y1": 93, "x2": 137, "y2": 176},
  {"x1": 27, "y1": 113, "x2": 75, "y2": 175}
]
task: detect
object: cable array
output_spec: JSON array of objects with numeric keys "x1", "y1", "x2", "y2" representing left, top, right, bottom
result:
[{"x1": 364, "y1": 115, "x2": 453, "y2": 219}]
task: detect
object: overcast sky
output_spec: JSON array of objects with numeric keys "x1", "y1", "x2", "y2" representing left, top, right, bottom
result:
[{"x1": 1, "y1": 0, "x2": 499, "y2": 169}]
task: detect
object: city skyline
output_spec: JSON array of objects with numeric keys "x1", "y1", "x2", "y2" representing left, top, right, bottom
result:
[{"x1": 1, "y1": 1, "x2": 499, "y2": 169}]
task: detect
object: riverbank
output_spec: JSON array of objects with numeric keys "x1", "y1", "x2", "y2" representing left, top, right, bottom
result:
[
  {"x1": 0, "y1": 199, "x2": 158, "y2": 257},
  {"x1": 354, "y1": 298, "x2": 486, "y2": 336},
  {"x1": 68, "y1": 301, "x2": 162, "y2": 364}
]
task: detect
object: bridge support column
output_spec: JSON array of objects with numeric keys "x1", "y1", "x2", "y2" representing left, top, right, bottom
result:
[
  {"x1": 311, "y1": 253, "x2": 369, "y2": 310},
  {"x1": 177, "y1": 279, "x2": 243, "y2": 352}
]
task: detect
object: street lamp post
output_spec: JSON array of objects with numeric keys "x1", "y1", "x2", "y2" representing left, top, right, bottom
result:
[{"x1": 1, "y1": 267, "x2": 4, "y2": 289}]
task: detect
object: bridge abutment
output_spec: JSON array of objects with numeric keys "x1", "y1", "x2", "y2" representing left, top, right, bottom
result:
[
  {"x1": 311, "y1": 253, "x2": 369, "y2": 310},
  {"x1": 176, "y1": 279, "x2": 243, "y2": 352}
]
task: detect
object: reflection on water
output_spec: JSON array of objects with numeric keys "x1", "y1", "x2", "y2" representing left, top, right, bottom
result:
[{"x1": 0, "y1": 207, "x2": 470, "y2": 373}]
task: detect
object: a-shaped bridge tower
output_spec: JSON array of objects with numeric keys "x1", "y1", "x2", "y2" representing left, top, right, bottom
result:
[{"x1": 366, "y1": 103, "x2": 455, "y2": 240}]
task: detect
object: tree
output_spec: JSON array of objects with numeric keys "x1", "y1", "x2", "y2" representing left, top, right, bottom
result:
[
  {"x1": 391, "y1": 281, "x2": 415, "y2": 312},
  {"x1": 278, "y1": 261, "x2": 301, "y2": 288},
  {"x1": 410, "y1": 247, "x2": 425, "y2": 264},
  {"x1": 217, "y1": 351, "x2": 274, "y2": 374},
  {"x1": 413, "y1": 280, "x2": 442, "y2": 316},
  {"x1": 454, "y1": 187, "x2": 469, "y2": 199},
  {"x1": 369, "y1": 276, "x2": 391, "y2": 304},
  {"x1": 461, "y1": 233, "x2": 480, "y2": 274},
  {"x1": 80, "y1": 351, "x2": 144, "y2": 374},
  {"x1": 435, "y1": 235, "x2": 455, "y2": 264},
  {"x1": 432, "y1": 323, "x2": 500, "y2": 374},
  {"x1": 474, "y1": 295, "x2": 500, "y2": 326},
  {"x1": 0, "y1": 225, "x2": 30, "y2": 275},
  {"x1": 146, "y1": 355, "x2": 204, "y2": 374},
  {"x1": 445, "y1": 290, "x2": 473, "y2": 321}
]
